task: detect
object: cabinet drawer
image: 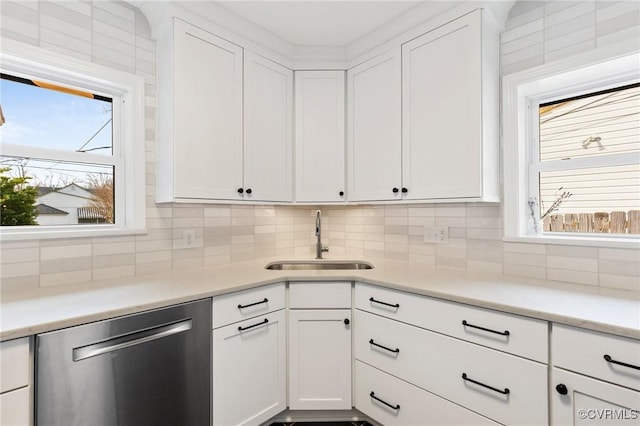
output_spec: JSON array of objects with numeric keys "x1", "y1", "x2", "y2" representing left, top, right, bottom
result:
[
  {"x1": 0, "y1": 386, "x2": 30, "y2": 426},
  {"x1": 0, "y1": 337, "x2": 30, "y2": 393},
  {"x1": 289, "y1": 281, "x2": 351, "y2": 309},
  {"x1": 355, "y1": 361, "x2": 499, "y2": 426},
  {"x1": 553, "y1": 324, "x2": 640, "y2": 391},
  {"x1": 354, "y1": 310, "x2": 548, "y2": 425},
  {"x1": 355, "y1": 282, "x2": 547, "y2": 362},
  {"x1": 212, "y1": 283, "x2": 285, "y2": 329}
]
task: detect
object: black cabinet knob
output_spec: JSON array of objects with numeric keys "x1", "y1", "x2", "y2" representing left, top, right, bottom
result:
[
  {"x1": 392, "y1": 187, "x2": 399, "y2": 193},
  {"x1": 401, "y1": 187, "x2": 408, "y2": 193},
  {"x1": 344, "y1": 318, "x2": 350, "y2": 325},
  {"x1": 555, "y1": 384, "x2": 568, "y2": 395},
  {"x1": 339, "y1": 191, "x2": 344, "y2": 197},
  {"x1": 246, "y1": 188, "x2": 252, "y2": 194},
  {"x1": 237, "y1": 188, "x2": 244, "y2": 194}
]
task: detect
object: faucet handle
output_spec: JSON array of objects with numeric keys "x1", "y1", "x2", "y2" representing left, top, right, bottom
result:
[{"x1": 321, "y1": 246, "x2": 329, "y2": 253}]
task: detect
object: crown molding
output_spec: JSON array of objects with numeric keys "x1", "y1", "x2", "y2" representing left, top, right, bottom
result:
[{"x1": 130, "y1": 1, "x2": 515, "y2": 70}]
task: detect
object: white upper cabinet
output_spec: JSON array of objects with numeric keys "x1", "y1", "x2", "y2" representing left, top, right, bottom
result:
[
  {"x1": 244, "y1": 52, "x2": 293, "y2": 202},
  {"x1": 347, "y1": 48, "x2": 402, "y2": 202},
  {"x1": 401, "y1": 9, "x2": 499, "y2": 202},
  {"x1": 157, "y1": 19, "x2": 293, "y2": 203},
  {"x1": 157, "y1": 19, "x2": 244, "y2": 202},
  {"x1": 295, "y1": 71, "x2": 346, "y2": 202}
]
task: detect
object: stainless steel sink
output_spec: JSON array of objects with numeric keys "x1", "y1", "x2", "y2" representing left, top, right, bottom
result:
[{"x1": 265, "y1": 260, "x2": 374, "y2": 270}]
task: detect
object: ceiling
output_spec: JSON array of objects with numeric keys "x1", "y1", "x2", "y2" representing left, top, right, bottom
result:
[{"x1": 214, "y1": 1, "x2": 424, "y2": 46}]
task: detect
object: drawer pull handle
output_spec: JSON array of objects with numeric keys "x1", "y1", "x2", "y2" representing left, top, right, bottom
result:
[
  {"x1": 237, "y1": 298, "x2": 268, "y2": 309},
  {"x1": 369, "y1": 297, "x2": 399, "y2": 309},
  {"x1": 238, "y1": 318, "x2": 268, "y2": 332},
  {"x1": 604, "y1": 354, "x2": 640, "y2": 371},
  {"x1": 462, "y1": 320, "x2": 510, "y2": 336},
  {"x1": 462, "y1": 373, "x2": 510, "y2": 395},
  {"x1": 369, "y1": 339, "x2": 400, "y2": 354},
  {"x1": 370, "y1": 391, "x2": 400, "y2": 410}
]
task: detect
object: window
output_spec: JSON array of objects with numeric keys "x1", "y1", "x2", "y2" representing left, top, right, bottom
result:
[
  {"x1": 503, "y1": 46, "x2": 640, "y2": 248},
  {"x1": 0, "y1": 39, "x2": 145, "y2": 240}
]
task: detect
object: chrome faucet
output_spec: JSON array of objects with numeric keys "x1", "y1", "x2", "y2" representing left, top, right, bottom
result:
[{"x1": 315, "y1": 210, "x2": 329, "y2": 259}]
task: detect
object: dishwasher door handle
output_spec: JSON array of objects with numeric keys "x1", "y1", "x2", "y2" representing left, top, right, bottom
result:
[{"x1": 72, "y1": 318, "x2": 193, "y2": 361}]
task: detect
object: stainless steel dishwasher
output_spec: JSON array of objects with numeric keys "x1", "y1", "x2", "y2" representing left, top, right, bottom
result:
[{"x1": 35, "y1": 299, "x2": 211, "y2": 426}]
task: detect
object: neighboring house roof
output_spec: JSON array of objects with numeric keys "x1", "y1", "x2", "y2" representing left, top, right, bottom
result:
[
  {"x1": 36, "y1": 204, "x2": 69, "y2": 215},
  {"x1": 77, "y1": 207, "x2": 106, "y2": 220},
  {"x1": 37, "y1": 183, "x2": 95, "y2": 200},
  {"x1": 38, "y1": 187, "x2": 55, "y2": 197}
]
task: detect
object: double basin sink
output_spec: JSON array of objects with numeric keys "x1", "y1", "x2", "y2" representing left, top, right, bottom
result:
[{"x1": 265, "y1": 260, "x2": 374, "y2": 270}]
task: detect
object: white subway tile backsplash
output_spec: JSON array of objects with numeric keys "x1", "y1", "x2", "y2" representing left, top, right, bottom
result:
[
  {"x1": 40, "y1": 1, "x2": 91, "y2": 28},
  {"x1": 504, "y1": 252, "x2": 546, "y2": 267},
  {"x1": 505, "y1": 3, "x2": 545, "y2": 30},
  {"x1": 599, "y1": 248, "x2": 640, "y2": 262},
  {"x1": 596, "y1": 1, "x2": 639, "y2": 22},
  {"x1": 545, "y1": 26, "x2": 595, "y2": 52},
  {"x1": 598, "y1": 273, "x2": 640, "y2": 292},
  {"x1": 501, "y1": 31, "x2": 544, "y2": 56},
  {"x1": 547, "y1": 268, "x2": 598, "y2": 286},
  {"x1": 547, "y1": 255, "x2": 598, "y2": 272},
  {"x1": 501, "y1": 18, "x2": 544, "y2": 43},
  {"x1": 1, "y1": 247, "x2": 39, "y2": 264},
  {"x1": 1, "y1": 262, "x2": 39, "y2": 279},
  {"x1": 504, "y1": 263, "x2": 546, "y2": 280},
  {"x1": 93, "y1": 265, "x2": 135, "y2": 281},
  {"x1": 40, "y1": 27, "x2": 92, "y2": 55},
  {"x1": 596, "y1": 24, "x2": 640, "y2": 48},
  {"x1": 40, "y1": 270, "x2": 91, "y2": 287},
  {"x1": 547, "y1": 245, "x2": 598, "y2": 258},
  {"x1": 545, "y1": 1, "x2": 595, "y2": 28},
  {"x1": 599, "y1": 259, "x2": 640, "y2": 276},
  {"x1": 501, "y1": 41, "x2": 545, "y2": 66}
]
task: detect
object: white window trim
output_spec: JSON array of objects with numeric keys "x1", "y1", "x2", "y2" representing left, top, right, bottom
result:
[
  {"x1": 0, "y1": 39, "x2": 146, "y2": 241},
  {"x1": 503, "y1": 43, "x2": 640, "y2": 249}
]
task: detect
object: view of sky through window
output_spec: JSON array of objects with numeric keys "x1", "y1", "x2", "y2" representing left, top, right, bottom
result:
[{"x1": 0, "y1": 74, "x2": 115, "y2": 226}]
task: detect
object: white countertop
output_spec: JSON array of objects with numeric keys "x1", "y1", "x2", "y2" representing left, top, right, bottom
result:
[{"x1": 1, "y1": 258, "x2": 639, "y2": 341}]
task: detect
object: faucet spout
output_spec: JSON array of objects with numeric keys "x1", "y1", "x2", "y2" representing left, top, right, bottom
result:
[{"x1": 315, "y1": 210, "x2": 328, "y2": 259}]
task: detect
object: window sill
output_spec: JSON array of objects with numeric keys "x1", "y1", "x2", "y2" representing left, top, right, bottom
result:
[
  {"x1": 504, "y1": 234, "x2": 640, "y2": 250},
  {"x1": 0, "y1": 226, "x2": 148, "y2": 242}
]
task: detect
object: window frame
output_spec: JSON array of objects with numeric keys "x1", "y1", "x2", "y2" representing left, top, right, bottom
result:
[
  {"x1": 0, "y1": 39, "x2": 146, "y2": 240},
  {"x1": 503, "y1": 44, "x2": 640, "y2": 249}
]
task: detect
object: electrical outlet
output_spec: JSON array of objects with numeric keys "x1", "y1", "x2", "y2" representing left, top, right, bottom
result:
[
  {"x1": 183, "y1": 230, "x2": 195, "y2": 248},
  {"x1": 424, "y1": 226, "x2": 449, "y2": 244}
]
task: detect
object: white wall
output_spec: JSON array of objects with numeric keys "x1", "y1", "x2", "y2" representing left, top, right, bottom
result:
[{"x1": 0, "y1": 0, "x2": 638, "y2": 295}]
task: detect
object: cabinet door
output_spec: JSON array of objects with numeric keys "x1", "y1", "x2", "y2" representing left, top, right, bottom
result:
[
  {"x1": 347, "y1": 49, "x2": 402, "y2": 201},
  {"x1": 213, "y1": 310, "x2": 286, "y2": 426},
  {"x1": 402, "y1": 11, "x2": 482, "y2": 199},
  {"x1": 295, "y1": 71, "x2": 346, "y2": 202},
  {"x1": 289, "y1": 309, "x2": 352, "y2": 410},
  {"x1": 244, "y1": 52, "x2": 293, "y2": 202},
  {"x1": 0, "y1": 387, "x2": 30, "y2": 426},
  {"x1": 552, "y1": 368, "x2": 640, "y2": 426},
  {"x1": 173, "y1": 19, "x2": 244, "y2": 200}
]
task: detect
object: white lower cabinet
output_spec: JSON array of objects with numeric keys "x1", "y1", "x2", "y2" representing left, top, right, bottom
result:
[
  {"x1": 551, "y1": 323, "x2": 640, "y2": 426},
  {"x1": 354, "y1": 310, "x2": 547, "y2": 425},
  {"x1": 1, "y1": 386, "x2": 30, "y2": 426},
  {"x1": 0, "y1": 337, "x2": 31, "y2": 426},
  {"x1": 289, "y1": 309, "x2": 352, "y2": 410},
  {"x1": 212, "y1": 309, "x2": 286, "y2": 426},
  {"x1": 355, "y1": 361, "x2": 499, "y2": 426},
  {"x1": 551, "y1": 368, "x2": 640, "y2": 426}
]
